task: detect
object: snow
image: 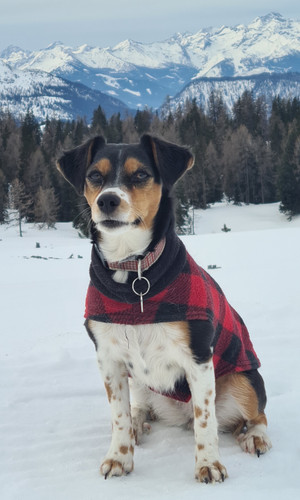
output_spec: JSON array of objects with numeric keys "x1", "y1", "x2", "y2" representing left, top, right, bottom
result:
[
  {"x1": 189, "y1": 13, "x2": 300, "y2": 78},
  {"x1": 111, "y1": 39, "x2": 189, "y2": 69},
  {"x1": 95, "y1": 73, "x2": 121, "y2": 89},
  {"x1": 1, "y1": 202, "x2": 300, "y2": 499},
  {"x1": 0, "y1": 62, "x2": 72, "y2": 121},
  {"x1": 3, "y1": 13, "x2": 299, "y2": 79},
  {"x1": 123, "y1": 88, "x2": 141, "y2": 97},
  {"x1": 168, "y1": 74, "x2": 300, "y2": 116},
  {"x1": 75, "y1": 47, "x2": 134, "y2": 72}
]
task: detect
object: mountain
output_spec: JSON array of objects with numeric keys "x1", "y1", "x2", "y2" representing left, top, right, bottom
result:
[
  {"x1": 0, "y1": 61, "x2": 130, "y2": 122},
  {"x1": 177, "y1": 12, "x2": 300, "y2": 78},
  {"x1": 1, "y1": 41, "x2": 195, "y2": 110},
  {"x1": 0, "y1": 12, "x2": 299, "y2": 115},
  {"x1": 163, "y1": 73, "x2": 300, "y2": 116}
]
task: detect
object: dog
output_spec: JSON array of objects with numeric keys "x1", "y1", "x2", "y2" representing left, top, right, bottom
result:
[{"x1": 57, "y1": 134, "x2": 272, "y2": 483}]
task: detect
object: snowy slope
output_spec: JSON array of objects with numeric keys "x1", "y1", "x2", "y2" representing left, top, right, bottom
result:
[
  {"x1": 164, "y1": 73, "x2": 300, "y2": 116},
  {"x1": 110, "y1": 38, "x2": 190, "y2": 69},
  {"x1": 0, "y1": 61, "x2": 130, "y2": 122},
  {"x1": 183, "y1": 13, "x2": 300, "y2": 77},
  {"x1": 1, "y1": 202, "x2": 300, "y2": 499}
]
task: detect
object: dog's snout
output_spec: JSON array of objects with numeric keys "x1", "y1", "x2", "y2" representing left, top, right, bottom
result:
[{"x1": 97, "y1": 193, "x2": 121, "y2": 214}]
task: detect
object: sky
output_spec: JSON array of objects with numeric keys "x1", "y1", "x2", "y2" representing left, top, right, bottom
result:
[{"x1": 0, "y1": 0, "x2": 299, "y2": 52}]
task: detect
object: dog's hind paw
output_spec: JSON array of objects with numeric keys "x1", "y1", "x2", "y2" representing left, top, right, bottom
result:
[
  {"x1": 237, "y1": 427, "x2": 272, "y2": 456},
  {"x1": 132, "y1": 409, "x2": 152, "y2": 445}
]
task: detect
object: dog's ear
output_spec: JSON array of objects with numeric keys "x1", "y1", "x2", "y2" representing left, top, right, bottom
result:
[
  {"x1": 57, "y1": 136, "x2": 106, "y2": 194},
  {"x1": 140, "y1": 134, "x2": 194, "y2": 189}
]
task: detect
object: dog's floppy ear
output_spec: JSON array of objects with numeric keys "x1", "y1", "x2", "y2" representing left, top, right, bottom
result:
[
  {"x1": 140, "y1": 134, "x2": 194, "y2": 189},
  {"x1": 57, "y1": 136, "x2": 106, "y2": 194}
]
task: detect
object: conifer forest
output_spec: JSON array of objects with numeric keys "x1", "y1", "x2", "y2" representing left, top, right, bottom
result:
[{"x1": 0, "y1": 90, "x2": 300, "y2": 235}]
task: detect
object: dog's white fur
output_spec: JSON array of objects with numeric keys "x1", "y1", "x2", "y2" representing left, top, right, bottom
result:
[
  {"x1": 90, "y1": 320, "x2": 227, "y2": 481},
  {"x1": 87, "y1": 205, "x2": 230, "y2": 481}
]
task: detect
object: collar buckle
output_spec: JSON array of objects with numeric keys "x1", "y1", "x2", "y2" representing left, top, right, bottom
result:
[{"x1": 132, "y1": 260, "x2": 151, "y2": 313}]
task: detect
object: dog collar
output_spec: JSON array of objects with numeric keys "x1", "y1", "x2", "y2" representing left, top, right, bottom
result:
[
  {"x1": 89, "y1": 229, "x2": 187, "y2": 307},
  {"x1": 106, "y1": 238, "x2": 166, "y2": 273},
  {"x1": 104, "y1": 238, "x2": 166, "y2": 313}
]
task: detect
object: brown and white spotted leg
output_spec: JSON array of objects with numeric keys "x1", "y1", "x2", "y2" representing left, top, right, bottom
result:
[
  {"x1": 98, "y1": 359, "x2": 135, "y2": 479},
  {"x1": 186, "y1": 357, "x2": 228, "y2": 484}
]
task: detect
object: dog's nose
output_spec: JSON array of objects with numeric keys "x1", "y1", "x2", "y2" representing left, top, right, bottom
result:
[{"x1": 97, "y1": 193, "x2": 121, "y2": 215}]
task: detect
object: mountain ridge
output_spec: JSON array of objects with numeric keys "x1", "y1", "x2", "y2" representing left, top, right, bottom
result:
[
  {"x1": 0, "y1": 60, "x2": 130, "y2": 122},
  {"x1": 163, "y1": 72, "x2": 300, "y2": 116},
  {"x1": 0, "y1": 12, "x2": 299, "y2": 117},
  {"x1": 3, "y1": 12, "x2": 299, "y2": 76}
]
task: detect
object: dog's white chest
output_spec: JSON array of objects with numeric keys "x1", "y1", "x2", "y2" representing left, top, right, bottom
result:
[{"x1": 89, "y1": 321, "x2": 190, "y2": 393}]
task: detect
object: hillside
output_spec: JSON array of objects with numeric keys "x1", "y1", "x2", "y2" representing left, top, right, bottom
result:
[
  {"x1": 0, "y1": 61, "x2": 130, "y2": 122},
  {"x1": 164, "y1": 73, "x2": 300, "y2": 115}
]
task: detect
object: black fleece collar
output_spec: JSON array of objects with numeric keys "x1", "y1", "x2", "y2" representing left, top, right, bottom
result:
[{"x1": 89, "y1": 226, "x2": 186, "y2": 304}]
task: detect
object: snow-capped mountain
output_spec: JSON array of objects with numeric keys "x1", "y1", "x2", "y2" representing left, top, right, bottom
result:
[
  {"x1": 163, "y1": 73, "x2": 300, "y2": 116},
  {"x1": 1, "y1": 41, "x2": 194, "y2": 110},
  {"x1": 0, "y1": 61, "x2": 129, "y2": 122},
  {"x1": 0, "y1": 12, "x2": 299, "y2": 115},
  {"x1": 178, "y1": 12, "x2": 300, "y2": 77}
]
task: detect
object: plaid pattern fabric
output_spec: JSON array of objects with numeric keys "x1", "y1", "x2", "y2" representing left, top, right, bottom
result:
[{"x1": 85, "y1": 251, "x2": 260, "y2": 402}]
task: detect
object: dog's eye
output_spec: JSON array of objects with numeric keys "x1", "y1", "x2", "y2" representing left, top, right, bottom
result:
[
  {"x1": 87, "y1": 171, "x2": 103, "y2": 184},
  {"x1": 132, "y1": 170, "x2": 150, "y2": 183}
]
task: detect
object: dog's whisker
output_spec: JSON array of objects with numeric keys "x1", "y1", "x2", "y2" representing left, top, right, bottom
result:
[{"x1": 131, "y1": 209, "x2": 147, "y2": 230}]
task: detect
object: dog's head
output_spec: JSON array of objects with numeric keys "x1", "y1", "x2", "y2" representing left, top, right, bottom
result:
[{"x1": 57, "y1": 135, "x2": 194, "y2": 237}]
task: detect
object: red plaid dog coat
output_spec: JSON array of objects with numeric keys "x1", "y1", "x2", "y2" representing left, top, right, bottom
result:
[{"x1": 85, "y1": 240, "x2": 260, "y2": 402}]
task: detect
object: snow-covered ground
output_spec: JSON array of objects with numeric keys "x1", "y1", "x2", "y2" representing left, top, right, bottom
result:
[{"x1": 1, "y1": 202, "x2": 300, "y2": 500}]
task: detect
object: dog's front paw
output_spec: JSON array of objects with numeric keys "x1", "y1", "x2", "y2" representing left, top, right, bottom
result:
[
  {"x1": 100, "y1": 448, "x2": 134, "y2": 479},
  {"x1": 195, "y1": 461, "x2": 228, "y2": 484}
]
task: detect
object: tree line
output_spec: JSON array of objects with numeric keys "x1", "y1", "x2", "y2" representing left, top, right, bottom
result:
[{"x1": 0, "y1": 90, "x2": 299, "y2": 235}]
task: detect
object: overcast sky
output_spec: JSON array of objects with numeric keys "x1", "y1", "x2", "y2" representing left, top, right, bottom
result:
[{"x1": 0, "y1": 0, "x2": 299, "y2": 52}]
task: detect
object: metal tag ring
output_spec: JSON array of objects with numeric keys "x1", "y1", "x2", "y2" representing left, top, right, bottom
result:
[{"x1": 132, "y1": 276, "x2": 150, "y2": 297}]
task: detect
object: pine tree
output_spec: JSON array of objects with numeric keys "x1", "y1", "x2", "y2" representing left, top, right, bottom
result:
[
  {"x1": 204, "y1": 141, "x2": 223, "y2": 204},
  {"x1": 208, "y1": 91, "x2": 229, "y2": 155},
  {"x1": 73, "y1": 118, "x2": 88, "y2": 146},
  {"x1": 19, "y1": 110, "x2": 41, "y2": 188},
  {"x1": 278, "y1": 125, "x2": 300, "y2": 218},
  {"x1": 91, "y1": 106, "x2": 108, "y2": 137},
  {"x1": 34, "y1": 186, "x2": 59, "y2": 228},
  {"x1": 134, "y1": 109, "x2": 152, "y2": 135},
  {"x1": 175, "y1": 180, "x2": 192, "y2": 235},
  {"x1": 7, "y1": 179, "x2": 32, "y2": 236},
  {"x1": 0, "y1": 169, "x2": 6, "y2": 222},
  {"x1": 222, "y1": 126, "x2": 256, "y2": 204},
  {"x1": 106, "y1": 113, "x2": 123, "y2": 143},
  {"x1": 122, "y1": 115, "x2": 139, "y2": 143}
]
